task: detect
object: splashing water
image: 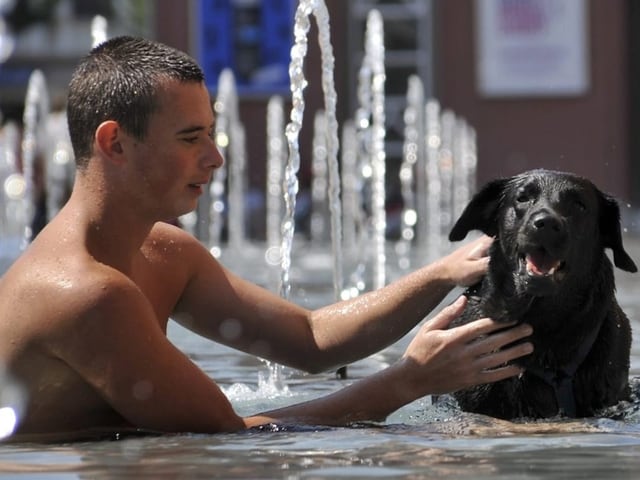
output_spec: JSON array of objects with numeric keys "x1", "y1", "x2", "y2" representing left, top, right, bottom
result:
[
  {"x1": 421, "y1": 101, "x2": 477, "y2": 257},
  {"x1": 425, "y1": 99, "x2": 442, "y2": 260},
  {"x1": 340, "y1": 121, "x2": 358, "y2": 256},
  {"x1": 265, "y1": 95, "x2": 286, "y2": 278},
  {"x1": 91, "y1": 15, "x2": 108, "y2": 47},
  {"x1": 367, "y1": 10, "x2": 386, "y2": 290},
  {"x1": 45, "y1": 112, "x2": 74, "y2": 222},
  {"x1": 0, "y1": 122, "x2": 24, "y2": 242},
  {"x1": 209, "y1": 70, "x2": 232, "y2": 256},
  {"x1": 310, "y1": 111, "x2": 329, "y2": 244},
  {"x1": 280, "y1": 0, "x2": 342, "y2": 302},
  {"x1": 396, "y1": 75, "x2": 425, "y2": 271},
  {"x1": 356, "y1": 9, "x2": 386, "y2": 290},
  {"x1": 438, "y1": 109, "x2": 455, "y2": 234},
  {"x1": 227, "y1": 125, "x2": 246, "y2": 252},
  {"x1": 210, "y1": 68, "x2": 247, "y2": 257},
  {"x1": 224, "y1": 367, "x2": 294, "y2": 416},
  {"x1": 452, "y1": 118, "x2": 477, "y2": 220},
  {"x1": 20, "y1": 69, "x2": 49, "y2": 248},
  {"x1": 339, "y1": 121, "x2": 366, "y2": 299}
]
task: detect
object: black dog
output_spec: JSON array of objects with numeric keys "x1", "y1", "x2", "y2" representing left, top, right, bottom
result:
[{"x1": 448, "y1": 169, "x2": 637, "y2": 419}]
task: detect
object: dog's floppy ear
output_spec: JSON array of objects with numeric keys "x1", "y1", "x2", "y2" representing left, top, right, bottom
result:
[
  {"x1": 599, "y1": 192, "x2": 637, "y2": 273},
  {"x1": 449, "y1": 178, "x2": 509, "y2": 241}
]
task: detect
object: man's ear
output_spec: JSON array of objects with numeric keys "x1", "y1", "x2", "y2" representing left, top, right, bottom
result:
[{"x1": 95, "y1": 120, "x2": 125, "y2": 161}]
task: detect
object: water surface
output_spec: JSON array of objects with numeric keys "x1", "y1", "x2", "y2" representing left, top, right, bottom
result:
[{"x1": 1, "y1": 236, "x2": 639, "y2": 479}]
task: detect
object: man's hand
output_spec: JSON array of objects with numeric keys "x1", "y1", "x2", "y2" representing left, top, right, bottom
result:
[
  {"x1": 400, "y1": 296, "x2": 533, "y2": 397},
  {"x1": 437, "y1": 235, "x2": 493, "y2": 287}
]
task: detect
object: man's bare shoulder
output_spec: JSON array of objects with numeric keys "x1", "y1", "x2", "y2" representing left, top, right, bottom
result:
[
  {"x1": 144, "y1": 221, "x2": 209, "y2": 258},
  {"x1": 0, "y1": 236, "x2": 139, "y2": 333},
  {"x1": 141, "y1": 222, "x2": 225, "y2": 285},
  {"x1": 0, "y1": 230, "x2": 150, "y2": 420}
]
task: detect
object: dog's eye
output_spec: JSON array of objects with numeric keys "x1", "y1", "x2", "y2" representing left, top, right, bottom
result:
[
  {"x1": 516, "y1": 192, "x2": 530, "y2": 203},
  {"x1": 574, "y1": 200, "x2": 587, "y2": 211}
]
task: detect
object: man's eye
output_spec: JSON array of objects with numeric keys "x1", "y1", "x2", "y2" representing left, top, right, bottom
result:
[{"x1": 183, "y1": 136, "x2": 198, "y2": 143}]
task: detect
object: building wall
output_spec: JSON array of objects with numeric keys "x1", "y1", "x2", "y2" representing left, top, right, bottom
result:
[
  {"x1": 155, "y1": 0, "x2": 349, "y2": 190},
  {"x1": 153, "y1": 0, "x2": 633, "y2": 204},
  {"x1": 434, "y1": 0, "x2": 631, "y2": 201}
]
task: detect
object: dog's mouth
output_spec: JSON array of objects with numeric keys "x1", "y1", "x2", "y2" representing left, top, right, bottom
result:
[{"x1": 519, "y1": 247, "x2": 566, "y2": 281}]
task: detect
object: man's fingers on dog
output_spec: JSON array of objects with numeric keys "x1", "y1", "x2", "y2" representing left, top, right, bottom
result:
[
  {"x1": 476, "y1": 341, "x2": 533, "y2": 371},
  {"x1": 483, "y1": 323, "x2": 533, "y2": 351},
  {"x1": 479, "y1": 363, "x2": 525, "y2": 384},
  {"x1": 426, "y1": 296, "x2": 468, "y2": 330},
  {"x1": 465, "y1": 325, "x2": 533, "y2": 363},
  {"x1": 456, "y1": 317, "x2": 525, "y2": 343},
  {"x1": 469, "y1": 235, "x2": 493, "y2": 258}
]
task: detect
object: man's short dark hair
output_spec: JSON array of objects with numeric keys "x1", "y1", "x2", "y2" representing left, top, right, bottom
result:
[{"x1": 67, "y1": 36, "x2": 205, "y2": 169}]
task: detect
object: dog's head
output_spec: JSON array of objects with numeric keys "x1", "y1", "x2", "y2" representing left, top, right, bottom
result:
[{"x1": 449, "y1": 169, "x2": 637, "y2": 296}]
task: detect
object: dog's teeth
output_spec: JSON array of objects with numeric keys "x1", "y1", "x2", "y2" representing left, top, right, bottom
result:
[{"x1": 525, "y1": 254, "x2": 561, "y2": 277}]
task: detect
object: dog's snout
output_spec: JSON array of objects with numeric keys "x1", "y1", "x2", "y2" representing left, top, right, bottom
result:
[
  {"x1": 526, "y1": 210, "x2": 566, "y2": 247},
  {"x1": 532, "y1": 212, "x2": 561, "y2": 233}
]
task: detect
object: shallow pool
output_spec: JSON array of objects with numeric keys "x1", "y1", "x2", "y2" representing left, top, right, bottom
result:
[{"x1": 1, "y1": 236, "x2": 639, "y2": 479}]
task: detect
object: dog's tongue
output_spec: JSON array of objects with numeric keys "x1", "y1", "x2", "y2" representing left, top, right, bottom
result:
[{"x1": 526, "y1": 250, "x2": 561, "y2": 276}]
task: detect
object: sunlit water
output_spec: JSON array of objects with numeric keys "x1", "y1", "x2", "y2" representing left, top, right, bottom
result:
[{"x1": 0, "y1": 236, "x2": 639, "y2": 479}]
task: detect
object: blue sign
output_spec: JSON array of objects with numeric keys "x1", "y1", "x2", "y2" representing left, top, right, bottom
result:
[{"x1": 197, "y1": 0, "x2": 295, "y2": 95}]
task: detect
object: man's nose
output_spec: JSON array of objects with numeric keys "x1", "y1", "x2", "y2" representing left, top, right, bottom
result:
[{"x1": 208, "y1": 136, "x2": 225, "y2": 169}]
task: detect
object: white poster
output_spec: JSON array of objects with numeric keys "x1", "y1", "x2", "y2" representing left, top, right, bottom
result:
[{"x1": 475, "y1": 0, "x2": 589, "y2": 97}]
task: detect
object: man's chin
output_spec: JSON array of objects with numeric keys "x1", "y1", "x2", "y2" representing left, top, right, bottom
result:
[{"x1": 162, "y1": 206, "x2": 197, "y2": 226}]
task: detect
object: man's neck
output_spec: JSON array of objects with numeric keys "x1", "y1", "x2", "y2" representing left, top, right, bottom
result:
[{"x1": 63, "y1": 178, "x2": 156, "y2": 273}]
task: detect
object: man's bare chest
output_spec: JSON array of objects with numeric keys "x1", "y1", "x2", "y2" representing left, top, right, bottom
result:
[{"x1": 131, "y1": 253, "x2": 186, "y2": 332}]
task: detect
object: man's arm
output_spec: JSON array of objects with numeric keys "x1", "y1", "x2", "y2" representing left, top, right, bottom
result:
[
  {"x1": 53, "y1": 288, "x2": 532, "y2": 434},
  {"x1": 172, "y1": 227, "x2": 493, "y2": 373},
  {"x1": 49, "y1": 276, "x2": 246, "y2": 434},
  {"x1": 245, "y1": 297, "x2": 533, "y2": 429}
]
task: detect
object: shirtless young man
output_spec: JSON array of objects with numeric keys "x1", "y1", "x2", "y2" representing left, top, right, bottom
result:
[{"x1": 0, "y1": 36, "x2": 533, "y2": 442}]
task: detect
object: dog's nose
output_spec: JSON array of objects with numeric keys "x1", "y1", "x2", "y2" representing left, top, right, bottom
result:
[
  {"x1": 528, "y1": 211, "x2": 565, "y2": 246},
  {"x1": 532, "y1": 212, "x2": 561, "y2": 233}
]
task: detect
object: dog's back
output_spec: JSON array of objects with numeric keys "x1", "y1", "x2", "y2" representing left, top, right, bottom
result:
[{"x1": 448, "y1": 169, "x2": 636, "y2": 419}]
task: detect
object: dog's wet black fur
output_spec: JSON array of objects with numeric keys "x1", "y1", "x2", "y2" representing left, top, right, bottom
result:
[{"x1": 448, "y1": 169, "x2": 637, "y2": 419}]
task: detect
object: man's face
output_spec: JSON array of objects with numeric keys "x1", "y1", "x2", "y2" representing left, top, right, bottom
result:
[{"x1": 125, "y1": 80, "x2": 223, "y2": 220}]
